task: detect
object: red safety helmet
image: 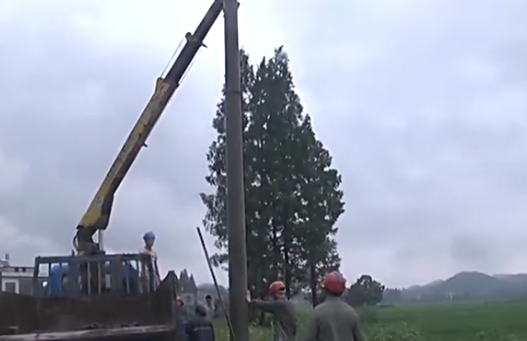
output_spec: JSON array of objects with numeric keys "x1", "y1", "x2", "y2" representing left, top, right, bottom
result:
[
  {"x1": 323, "y1": 271, "x2": 347, "y2": 295},
  {"x1": 269, "y1": 280, "x2": 286, "y2": 295}
]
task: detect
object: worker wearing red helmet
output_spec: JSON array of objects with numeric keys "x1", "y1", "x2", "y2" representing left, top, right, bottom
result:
[
  {"x1": 304, "y1": 271, "x2": 366, "y2": 341},
  {"x1": 246, "y1": 280, "x2": 296, "y2": 341}
]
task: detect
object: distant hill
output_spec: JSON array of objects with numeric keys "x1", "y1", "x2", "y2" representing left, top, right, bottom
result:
[{"x1": 385, "y1": 272, "x2": 527, "y2": 304}]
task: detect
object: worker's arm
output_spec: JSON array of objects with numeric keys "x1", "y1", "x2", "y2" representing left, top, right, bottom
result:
[
  {"x1": 303, "y1": 313, "x2": 319, "y2": 341},
  {"x1": 246, "y1": 290, "x2": 283, "y2": 314},
  {"x1": 249, "y1": 299, "x2": 282, "y2": 314},
  {"x1": 153, "y1": 259, "x2": 161, "y2": 281}
]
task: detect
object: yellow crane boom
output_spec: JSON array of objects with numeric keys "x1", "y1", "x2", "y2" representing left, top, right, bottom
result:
[{"x1": 74, "y1": 0, "x2": 224, "y2": 255}]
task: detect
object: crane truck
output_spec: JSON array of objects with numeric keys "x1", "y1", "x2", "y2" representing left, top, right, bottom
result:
[{"x1": 0, "y1": 1, "x2": 224, "y2": 340}]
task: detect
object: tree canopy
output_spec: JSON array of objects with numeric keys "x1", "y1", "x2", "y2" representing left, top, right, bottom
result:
[
  {"x1": 201, "y1": 46, "x2": 344, "y2": 304},
  {"x1": 346, "y1": 274, "x2": 386, "y2": 307}
]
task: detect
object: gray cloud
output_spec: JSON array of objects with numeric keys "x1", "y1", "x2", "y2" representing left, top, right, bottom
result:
[
  {"x1": 0, "y1": 0, "x2": 220, "y2": 281},
  {"x1": 278, "y1": 0, "x2": 527, "y2": 286},
  {"x1": 1, "y1": 0, "x2": 527, "y2": 288}
]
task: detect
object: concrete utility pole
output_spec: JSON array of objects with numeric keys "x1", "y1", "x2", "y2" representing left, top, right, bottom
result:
[{"x1": 223, "y1": 0, "x2": 249, "y2": 341}]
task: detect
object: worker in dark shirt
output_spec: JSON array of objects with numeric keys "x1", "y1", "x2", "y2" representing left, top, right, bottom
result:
[
  {"x1": 247, "y1": 281, "x2": 296, "y2": 341},
  {"x1": 176, "y1": 296, "x2": 185, "y2": 308},
  {"x1": 185, "y1": 305, "x2": 215, "y2": 341},
  {"x1": 176, "y1": 296, "x2": 190, "y2": 321},
  {"x1": 304, "y1": 271, "x2": 367, "y2": 341},
  {"x1": 174, "y1": 296, "x2": 187, "y2": 341}
]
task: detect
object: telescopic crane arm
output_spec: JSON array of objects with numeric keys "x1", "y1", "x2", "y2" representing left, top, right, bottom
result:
[{"x1": 74, "y1": 0, "x2": 224, "y2": 255}]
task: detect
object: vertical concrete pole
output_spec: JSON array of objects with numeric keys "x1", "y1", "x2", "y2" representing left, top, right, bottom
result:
[{"x1": 223, "y1": 0, "x2": 249, "y2": 340}]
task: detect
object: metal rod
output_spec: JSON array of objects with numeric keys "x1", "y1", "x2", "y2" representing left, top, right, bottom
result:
[
  {"x1": 223, "y1": 0, "x2": 249, "y2": 340},
  {"x1": 98, "y1": 230, "x2": 104, "y2": 252},
  {"x1": 196, "y1": 227, "x2": 235, "y2": 340}
]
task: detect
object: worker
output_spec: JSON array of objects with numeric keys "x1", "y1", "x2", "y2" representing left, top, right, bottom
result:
[
  {"x1": 246, "y1": 281, "x2": 297, "y2": 341},
  {"x1": 176, "y1": 296, "x2": 190, "y2": 319},
  {"x1": 303, "y1": 271, "x2": 367, "y2": 341},
  {"x1": 185, "y1": 304, "x2": 215, "y2": 341},
  {"x1": 176, "y1": 296, "x2": 185, "y2": 307},
  {"x1": 205, "y1": 294, "x2": 216, "y2": 319},
  {"x1": 140, "y1": 231, "x2": 161, "y2": 290},
  {"x1": 174, "y1": 296, "x2": 187, "y2": 341}
]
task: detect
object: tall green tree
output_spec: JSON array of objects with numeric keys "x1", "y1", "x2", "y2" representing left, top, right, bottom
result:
[
  {"x1": 246, "y1": 47, "x2": 315, "y2": 298},
  {"x1": 200, "y1": 50, "x2": 271, "y2": 296},
  {"x1": 201, "y1": 46, "x2": 344, "y2": 301},
  {"x1": 294, "y1": 115, "x2": 344, "y2": 305}
]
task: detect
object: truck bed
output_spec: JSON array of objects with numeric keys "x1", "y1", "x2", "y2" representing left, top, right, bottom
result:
[
  {"x1": 0, "y1": 273, "x2": 178, "y2": 341},
  {"x1": 0, "y1": 324, "x2": 172, "y2": 341}
]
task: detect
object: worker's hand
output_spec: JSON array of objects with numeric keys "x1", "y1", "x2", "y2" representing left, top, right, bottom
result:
[{"x1": 246, "y1": 290, "x2": 251, "y2": 302}]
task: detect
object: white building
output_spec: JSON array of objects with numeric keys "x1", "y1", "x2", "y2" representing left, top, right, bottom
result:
[{"x1": 0, "y1": 253, "x2": 42, "y2": 295}]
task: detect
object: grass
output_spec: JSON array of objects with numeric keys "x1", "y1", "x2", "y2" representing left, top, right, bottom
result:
[
  {"x1": 367, "y1": 301, "x2": 527, "y2": 340},
  {"x1": 214, "y1": 300, "x2": 527, "y2": 341}
]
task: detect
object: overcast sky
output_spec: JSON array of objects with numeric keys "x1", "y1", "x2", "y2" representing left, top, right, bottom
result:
[{"x1": 0, "y1": 0, "x2": 526, "y2": 288}]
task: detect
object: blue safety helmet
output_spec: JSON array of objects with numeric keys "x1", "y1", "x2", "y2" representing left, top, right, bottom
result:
[{"x1": 143, "y1": 231, "x2": 156, "y2": 241}]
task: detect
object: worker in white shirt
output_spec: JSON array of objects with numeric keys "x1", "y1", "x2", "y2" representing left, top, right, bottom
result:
[{"x1": 141, "y1": 231, "x2": 161, "y2": 290}]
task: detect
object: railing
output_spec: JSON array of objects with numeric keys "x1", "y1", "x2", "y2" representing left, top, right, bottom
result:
[{"x1": 32, "y1": 253, "x2": 156, "y2": 297}]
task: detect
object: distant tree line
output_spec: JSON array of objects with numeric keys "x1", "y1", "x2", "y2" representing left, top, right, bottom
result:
[{"x1": 177, "y1": 269, "x2": 197, "y2": 294}]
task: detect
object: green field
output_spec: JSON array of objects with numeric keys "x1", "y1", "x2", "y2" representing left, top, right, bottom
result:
[
  {"x1": 215, "y1": 300, "x2": 527, "y2": 341},
  {"x1": 362, "y1": 301, "x2": 527, "y2": 340}
]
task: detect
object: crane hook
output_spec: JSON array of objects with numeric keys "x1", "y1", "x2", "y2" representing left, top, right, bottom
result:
[{"x1": 185, "y1": 32, "x2": 207, "y2": 48}]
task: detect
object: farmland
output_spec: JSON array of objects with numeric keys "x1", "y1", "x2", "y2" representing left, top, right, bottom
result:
[
  {"x1": 215, "y1": 300, "x2": 527, "y2": 341},
  {"x1": 362, "y1": 300, "x2": 527, "y2": 340}
]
